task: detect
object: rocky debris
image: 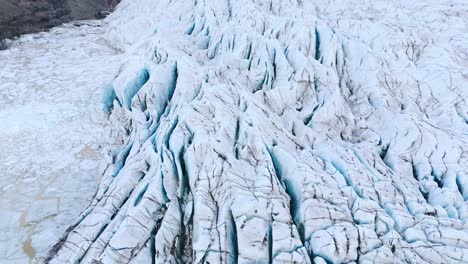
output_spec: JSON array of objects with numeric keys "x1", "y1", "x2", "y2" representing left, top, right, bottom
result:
[
  {"x1": 38, "y1": 0, "x2": 468, "y2": 263},
  {"x1": 0, "y1": 0, "x2": 120, "y2": 45}
]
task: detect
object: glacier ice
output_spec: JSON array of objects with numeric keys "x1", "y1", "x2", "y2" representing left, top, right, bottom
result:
[{"x1": 33, "y1": 0, "x2": 468, "y2": 263}]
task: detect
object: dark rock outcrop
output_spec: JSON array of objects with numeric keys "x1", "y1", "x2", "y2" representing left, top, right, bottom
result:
[{"x1": 0, "y1": 0, "x2": 119, "y2": 47}]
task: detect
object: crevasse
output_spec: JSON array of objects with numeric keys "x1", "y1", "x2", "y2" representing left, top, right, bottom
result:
[{"x1": 45, "y1": 0, "x2": 468, "y2": 263}]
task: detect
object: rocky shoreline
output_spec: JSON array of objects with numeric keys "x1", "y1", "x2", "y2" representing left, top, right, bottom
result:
[{"x1": 0, "y1": 0, "x2": 119, "y2": 49}]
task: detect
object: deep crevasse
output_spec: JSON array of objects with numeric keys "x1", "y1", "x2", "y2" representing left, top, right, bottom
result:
[{"x1": 45, "y1": 0, "x2": 468, "y2": 263}]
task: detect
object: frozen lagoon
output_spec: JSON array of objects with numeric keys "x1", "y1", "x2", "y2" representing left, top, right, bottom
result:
[{"x1": 0, "y1": 21, "x2": 121, "y2": 263}]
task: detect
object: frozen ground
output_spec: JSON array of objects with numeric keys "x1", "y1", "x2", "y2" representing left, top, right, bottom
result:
[{"x1": 0, "y1": 21, "x2": 122, "y2": 263}]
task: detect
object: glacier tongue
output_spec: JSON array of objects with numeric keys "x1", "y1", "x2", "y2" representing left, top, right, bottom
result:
[{"x1": 46, "y1": 0, "x2": 468, "y2": 263}]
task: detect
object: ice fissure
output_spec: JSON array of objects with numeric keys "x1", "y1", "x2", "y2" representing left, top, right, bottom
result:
[{"x1": 45, "y1": 0, "x2": 468, "y2": 263}]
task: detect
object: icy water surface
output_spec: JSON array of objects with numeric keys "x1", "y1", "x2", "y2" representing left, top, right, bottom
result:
[{"x1": 0, "y1": 21, "x2": 121, "y2": 263}]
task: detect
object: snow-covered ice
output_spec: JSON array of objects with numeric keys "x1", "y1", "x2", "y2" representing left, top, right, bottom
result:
[
  {"x1": 0, "y1": 21, "x2": 122, "y2": 263},
  {"x1": 1, "y1": 0, "x2": 468, "y2": 263}
]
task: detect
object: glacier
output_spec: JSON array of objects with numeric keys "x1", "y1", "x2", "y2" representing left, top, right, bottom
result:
[{"x1": 1, "y1": 0, "x2": 468, "y2": 263}]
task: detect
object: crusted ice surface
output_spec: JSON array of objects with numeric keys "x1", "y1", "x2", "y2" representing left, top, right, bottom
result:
[
  {"x1": 38, "y1": 0, "x2": 468, "y2": 263},
  {"x1": 0, "y1": 21, "x2": 122, "y2": 263}
]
